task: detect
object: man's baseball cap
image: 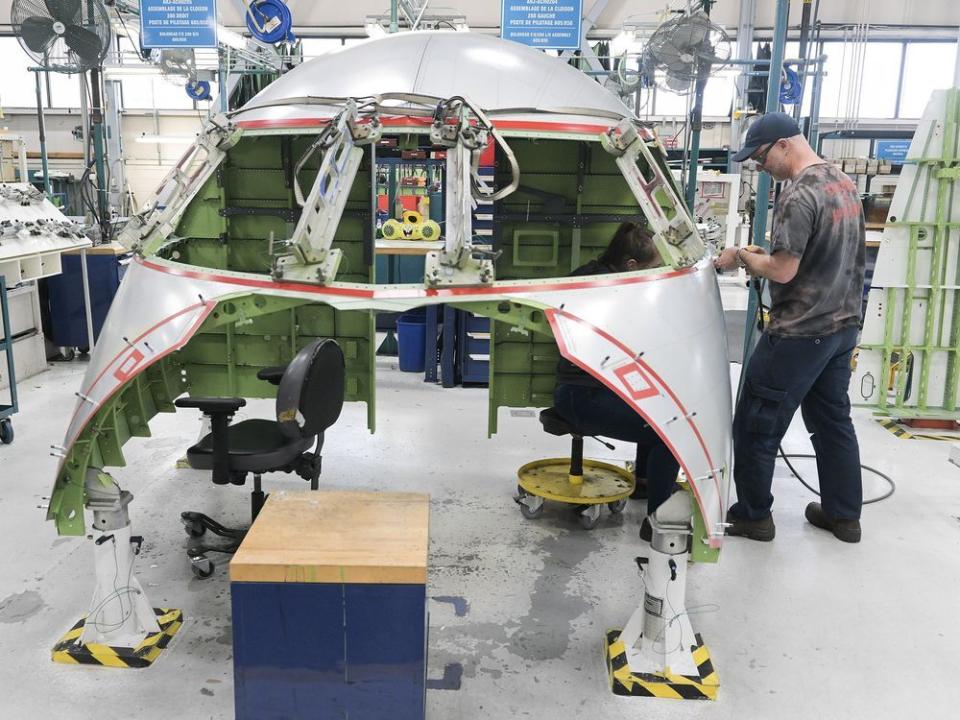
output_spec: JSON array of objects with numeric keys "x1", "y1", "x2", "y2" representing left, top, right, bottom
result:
[{"x1": 732, "y1": 112, "x2": 801, "y2": 162}]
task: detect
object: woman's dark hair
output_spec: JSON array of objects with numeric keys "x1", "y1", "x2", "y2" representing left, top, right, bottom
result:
[{"x1": 599, "y1": 222, "x2": 659, "y2": 270}]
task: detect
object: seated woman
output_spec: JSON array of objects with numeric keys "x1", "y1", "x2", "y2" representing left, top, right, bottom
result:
[{"x1": 553, "y1": 222, "x2": 679, "y2": 538}]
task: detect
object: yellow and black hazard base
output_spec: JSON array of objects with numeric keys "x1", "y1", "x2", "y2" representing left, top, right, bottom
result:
[
  {"x1": 517, "y1": 458, "x2": 634, "y2": 505},
  {"x1": 605, "y1": 629, "x2": 718, "y2": 700},
  {"x1": 877, "y1": 418, "x2": 960, "y2": 442},
  {"x1": 52, "y1": 608, "x2": 184, "y2": 669}
]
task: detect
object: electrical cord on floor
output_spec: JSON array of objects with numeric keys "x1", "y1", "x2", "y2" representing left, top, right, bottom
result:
[
  {"x1": 741, "y1": 274, "x2": 897, "y2": 504},
  {"x1": 777, "y1": 447, "x2": 896, "y2": 504}
]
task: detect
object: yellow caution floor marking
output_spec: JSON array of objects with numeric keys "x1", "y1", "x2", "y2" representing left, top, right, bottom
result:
[
  {"x1": 51, "y1": 608, "x2": 183, "y2": 669},
  {"x1": 604, "y1": 629, "x2": 718, "y2": 700},
  {"x1": 877, "y1": 418, "x2": 960, "y2": 442}
]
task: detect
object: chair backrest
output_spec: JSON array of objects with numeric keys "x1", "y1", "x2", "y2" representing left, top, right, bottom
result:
[{"x1": 276, "y1": 339, "x2": 345, "y2": 439}]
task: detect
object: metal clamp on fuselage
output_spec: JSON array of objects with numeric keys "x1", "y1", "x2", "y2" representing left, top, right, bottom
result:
[
  {"x1": 272, "y1": 100, "x2": 383, "y2": 285},
  {"x1": 424, "y1": 96, "x2": 516, "y2": 287},
  {"x1": 601, "y1": 119, "x2": 704, "y2": 269},
  {"x1": 117, "y1": 114, "x2": 243, "y2": 257}
]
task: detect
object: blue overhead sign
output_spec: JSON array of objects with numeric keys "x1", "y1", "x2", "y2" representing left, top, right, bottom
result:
[
  {"x1": 140, "y1": 0, "x2": 218, "y2": 49},
  {"x1": 501, "y1": 0, "x2": 583, "y2": 50},
  {"x1": 875, "y1": 140, "x2": 911, "y2": 164}
]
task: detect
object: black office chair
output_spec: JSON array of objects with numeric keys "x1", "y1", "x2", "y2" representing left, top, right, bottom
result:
[{"x1": 174, "y1": 338, "x2": 345, "y2": 577}]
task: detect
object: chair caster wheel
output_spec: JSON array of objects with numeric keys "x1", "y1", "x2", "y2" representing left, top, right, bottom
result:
[
  {"x1": 183, "y1": 520, "x2": 205, "y2": 538},
  {"x1": 190, "y1": 555, "x2": 214, "y2": 579},
  {"x1": 578, "y1": 504, "x2": 601, "y2": 530},
  {"x1": 0, "y1": 418, "x2": 13, "y2": 445},
  {"x1": 181, "y1": 512, "x2": 206, "y2": 538},
  {"x1": 516, "y1": 486, "x2": 543, "y2": 519},
  {"x1": 607, "y1": 498, "x2": 627, "y2": 514}
]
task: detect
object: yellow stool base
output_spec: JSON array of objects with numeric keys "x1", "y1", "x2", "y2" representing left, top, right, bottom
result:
[{"x1": 517, "y1": 458, "x2": 634, "y2": 504}]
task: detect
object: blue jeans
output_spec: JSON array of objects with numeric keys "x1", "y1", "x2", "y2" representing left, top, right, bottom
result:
[
  {"x1": 554, "y1": 384, "x2": 680, "y2": 515},
  {"x1": 731, "y1": 326, "x2": 863, "y2": 521}
]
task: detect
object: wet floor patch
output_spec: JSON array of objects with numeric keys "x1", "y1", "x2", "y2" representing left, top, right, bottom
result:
[{"x1": 0, "y1": 590, "x2": 45, "y2": 623}]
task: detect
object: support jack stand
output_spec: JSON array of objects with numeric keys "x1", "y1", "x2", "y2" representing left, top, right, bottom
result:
[
  {"x1": 605, "y1": 490, "x2": 719, "y2": 700},
  {"x1": 52, "y1": 470, "x2": 183, "y2": 668}
]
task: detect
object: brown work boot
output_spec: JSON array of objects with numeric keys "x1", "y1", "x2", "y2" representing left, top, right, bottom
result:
[
  {"x1": 805, "y1": 503, "x2": 861, "y2": 543},
  {"x1": 725, "y1": 510, "x2": 776, "y2": 541}
]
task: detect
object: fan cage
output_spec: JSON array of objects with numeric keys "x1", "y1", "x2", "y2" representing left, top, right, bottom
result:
[{"x1": 12, "y1": 0, "x2": 112, "y2": 74}]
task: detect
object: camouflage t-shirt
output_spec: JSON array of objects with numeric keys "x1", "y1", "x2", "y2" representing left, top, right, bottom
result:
[{"x1": 768, "y1": 163, "x2": 865, "y2": 337}]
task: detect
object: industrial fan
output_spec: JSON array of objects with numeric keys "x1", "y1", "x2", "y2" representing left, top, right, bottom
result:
[
  {"x1": 157, "y1": 48, "x2": 196, "y2": 82},
  {"x1": 12, "y1": 0, "x2": 114, "y2": 241},
  {"x1": 12, "y1": 0, "x2": 112, "y2": 73},
  {"x1": 643, "y1": 10, "x2": 731, "y2": 95}
]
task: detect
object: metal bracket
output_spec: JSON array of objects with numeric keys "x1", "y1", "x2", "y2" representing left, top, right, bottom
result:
[
  {"x1": 424, "y1": 97, "x2": 515, "y2": 287},
  {"x1": 273, "y1": 100, "x2": 382, "y2": 285},
  {"x1": 117, "y1": 113, "x2": 243, "y2": 256},
  {"x1": 601, "y1": 119, "x2": 704, "y2": 268},
  {"x1": 423, "y1": 142, "x2": 495, "y2": 287}
]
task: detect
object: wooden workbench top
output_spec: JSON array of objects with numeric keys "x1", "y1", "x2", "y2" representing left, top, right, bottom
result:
[
  {"x1": 63, "y1": 242, "x2": 129, "y2": 256},
  {"x1": 230, "y1": 490, "x2": 430, "y2": 585},
  {"x1": 375, "y1": 239, "x2": 443, "y2": 255}
]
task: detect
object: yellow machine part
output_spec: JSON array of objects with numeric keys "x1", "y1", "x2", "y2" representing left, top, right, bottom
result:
[
  {"x1": 381, "y1": 218, "x2": 403, "y2": 240},
  {"x1": 518, "y1": 458, "x2": 634, "y2": 504},
  {"x1": 419, "y1": 219, "x2": 441, "y2": 240},
  {"x1": 382, "y1": 212, "x2": 441, "y2": 241}
]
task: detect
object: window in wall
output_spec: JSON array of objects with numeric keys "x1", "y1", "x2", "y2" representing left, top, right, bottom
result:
[
  {"x1": 120, "y1": 76, "x2": 156, "y2": 109},
  {"x1": 702, "y1": 73, "x2": 734, "y2": 117},
  {"x1": 855, "y1": 42, "x2": 901, "y2": 118},
  {"x1": 121, "y1": 76, "x2": 196, "y2": 110},
  {"x1": 819, "y1": 41, "x2": 902, "y2": 119},
  {"x1": 47, "y1": 71, "x2": 83, "y2": 108},
  {"x1": 899, "y1": 42, "x2": 958, "y2": 119},
  {"x1": 0, "y1": 37, "x2": 40, "y2": 107},
  {"x1": 819, "y1": 41, "x2": 855, "y2": 118},
  {"x1": 652, "y1": 83, "x2": 691, "y2": 116},
  {"x1": 151, "y1": 78, "x2": 196, "y2": 110},
  {"x1": 651, "y1": 75, "x2": 732, "y2": 118}
]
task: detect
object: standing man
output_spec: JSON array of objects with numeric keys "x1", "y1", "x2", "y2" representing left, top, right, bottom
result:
[{"x1": 715, "y1": 112, "x2": 865, "y2": 543}]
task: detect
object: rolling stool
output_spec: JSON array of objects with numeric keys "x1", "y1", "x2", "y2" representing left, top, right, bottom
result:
[{"x1": 516, "y1": 407, "x2": 635, "y2": 529}]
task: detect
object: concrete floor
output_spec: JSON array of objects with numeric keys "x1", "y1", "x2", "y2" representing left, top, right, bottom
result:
[{"x1": 2, "y1": 354, "x2": 960, "y2": 719}]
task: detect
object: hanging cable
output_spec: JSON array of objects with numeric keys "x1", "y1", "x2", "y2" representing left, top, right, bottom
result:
[{"x1": 779, "y1": 66, "x2": 803, "y2": 105}]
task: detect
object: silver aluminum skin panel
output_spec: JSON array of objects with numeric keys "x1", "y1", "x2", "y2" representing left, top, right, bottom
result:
[
  {"x1": 232, "y1": 31, "x2": 633, "y2": 127},
  {"x1": 56, "y1": 258, "x2": 732, "y2": 546}
]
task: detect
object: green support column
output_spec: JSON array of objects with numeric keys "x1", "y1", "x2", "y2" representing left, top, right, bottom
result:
[{"x1": 742, "y1": 0, "x2": 790, "y2": 364}]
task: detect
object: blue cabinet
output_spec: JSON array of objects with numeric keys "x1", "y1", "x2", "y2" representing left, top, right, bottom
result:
[
  {"x1": 45, "y1": 248, "x2": 128, "y2": 349},
  {"x1": 458, "y1": 311, "x2": 490, "y2": 385},
  {"x1": 230, "y1": 491, "x2": 430, "y2": 720},
  {"x1": 232, "y1": 582, "x2": 427, "y2": 720}
]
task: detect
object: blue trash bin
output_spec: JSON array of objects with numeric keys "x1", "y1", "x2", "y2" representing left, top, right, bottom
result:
[{"x1": 396, "y1": 312, "x2": 427, "y2": 372}]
